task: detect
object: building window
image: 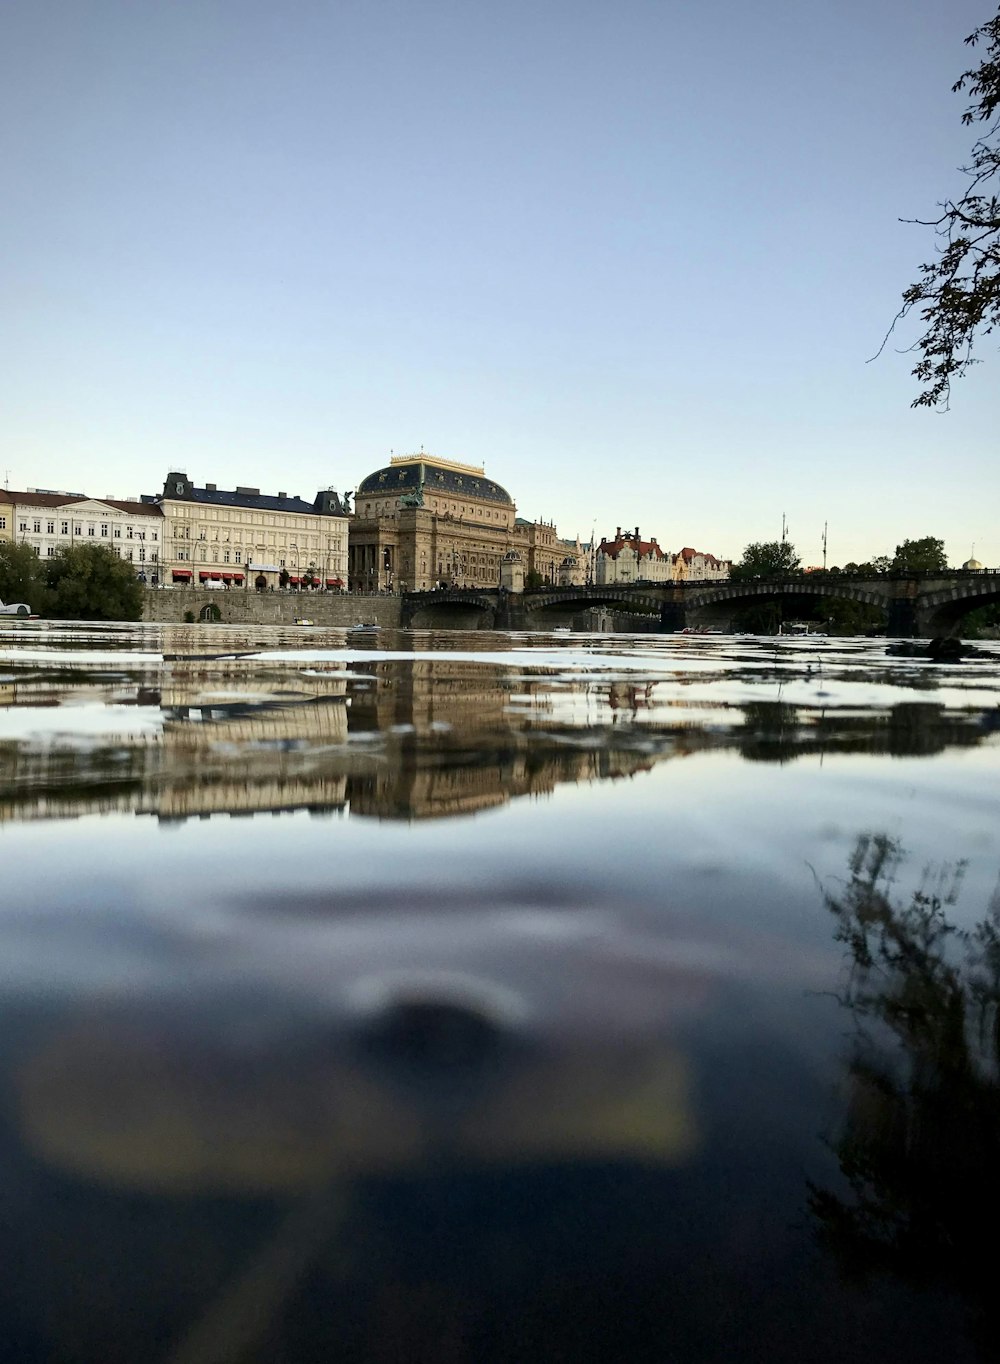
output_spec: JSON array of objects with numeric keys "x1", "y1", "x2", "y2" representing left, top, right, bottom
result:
[
  {"x1": 61, "y1": 521, "x2": 68, "y2": 534},
  {"x1": 88, "y1": 525, "x2": 95, "y2": 536},
  {"x1": 0, "y1": 517, "x2": 5, "y2": 530},
  {"x1": 101, "y1": 523, "x2": 108, "y2": 536},
  {"x1": 47, "y1": 521, "x2": 55, "y2": 534},
  {"x1": 74, "y1": 524, "x2": 82, "y2": 535},
  {"x1": 139, "y1": 548, "x2": 146, "y2": 562},
  {"x1": 33, "y1": 520, "x2": 41, "y2": 533},
  {"x1": 235, "y1": 551, "x2": 241, "y2": 564},
  {"x1": 114, "y1": 527, "x2": 121, "y2": 538},
  {"x1": 152, "y1": 531, "x2": 157, "y2": 541},
  {"x1": 223, "y1": 550, "x2": 230, "y2": 563},
  {"x1": 47, "y1": 546, "x2": 56, "y2": 556},
  {"x1": 127, "y1": 527, "x2": 133, "y2": 539}
]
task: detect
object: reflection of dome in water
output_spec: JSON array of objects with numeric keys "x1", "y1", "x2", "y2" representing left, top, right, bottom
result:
[{"x1": 963, "y1": 557, "x2": 983, "y2": 570}]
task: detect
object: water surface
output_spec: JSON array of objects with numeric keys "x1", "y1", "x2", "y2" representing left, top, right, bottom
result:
[{"x1": 1, "y1": 621, "x2": 998, "y2": 1362}]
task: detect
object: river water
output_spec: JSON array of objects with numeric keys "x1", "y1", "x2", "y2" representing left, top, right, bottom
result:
[{"x1": 1, "y1": 621, "x2": 999, "y2": 1363}]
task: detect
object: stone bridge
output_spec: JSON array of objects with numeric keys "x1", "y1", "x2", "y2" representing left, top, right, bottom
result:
[{"x1": 402, "y1": 572, "x2": 1000, "y2": 637}]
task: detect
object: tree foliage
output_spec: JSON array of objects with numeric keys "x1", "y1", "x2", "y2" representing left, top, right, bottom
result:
[
  {"x1": 0, "y1": 541, "x2": 47, "y2": 612},
  {"x1": 729, "y1": 540, "x2": 802, "y2": 581},
  {"x1": 891, "y1": 536, "x2": 949, "y2": 573},
  {"x1": 44, "y1": 543, "x2": 143, "y2": 621},
  {"x1": 880, "y1": 6, "x2": 1000, "y2": 408},
  {"x1": 810, "y1": 834, "x2": 1000, "y2": 1347}
]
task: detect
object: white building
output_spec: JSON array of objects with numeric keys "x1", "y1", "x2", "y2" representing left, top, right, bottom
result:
[
  {"x1": 594, "y1": 527, "x2": 673, "y2": 584},
  {"x1": 144, "y1": 473, "x2": 350, "y2": 590},
  {"x1": 673, "y1": 547, "x2": 731, "y2": 581},
  {"x1": 0, "y1": 488, "x2": 163, "y2": 574}
]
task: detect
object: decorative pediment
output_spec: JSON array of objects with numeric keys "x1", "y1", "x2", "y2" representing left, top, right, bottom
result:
[{"x1": 67, "y1": 499, "x2": 152, "y2": 520}]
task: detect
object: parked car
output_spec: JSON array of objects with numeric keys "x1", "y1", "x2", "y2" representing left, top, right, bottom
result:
[{"x1": 0, "y1": 599, "x2": 32, "y2": 617}]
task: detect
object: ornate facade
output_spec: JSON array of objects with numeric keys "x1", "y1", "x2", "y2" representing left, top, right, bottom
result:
[
  {"x1": 144, "y1": 473, "x2": 350, "y2": 589},
  {"x1": 348, "y1": 452, "x2": 563, "y2": 591},
  {"x1": 672, "y1": 546, "x2": 731, "y2": 581},
  {"x1": 595, "y1": 527, "x2": 673, "y2": 584}
]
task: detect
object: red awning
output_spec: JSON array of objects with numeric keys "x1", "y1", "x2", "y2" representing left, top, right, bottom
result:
[
  {"x1": 198, "y1": 571, "x2": 211, "y2": 580},
  {"x1": 172, "y1": 569, "x2": 192, "y2": 579},
  {"x1": 209, "y1": 572, "x2": 222, "y2": 580},
  {"x1": 326, "y1": 577, "x2": 345, "y2": 586},
  {"x1": 232, "y1": 573, "x2": 244, "y2": 581},
  {"x1": 221, "y1": 572, "x2": 233, "y2": 580},
  {"x1": 288, "y1": 576, "x2": 301, "y2": 584}
]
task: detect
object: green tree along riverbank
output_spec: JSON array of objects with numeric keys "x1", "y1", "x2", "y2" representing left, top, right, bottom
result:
[{"x1": 0, "y1": 542, "x2": 143, "y2": 621}]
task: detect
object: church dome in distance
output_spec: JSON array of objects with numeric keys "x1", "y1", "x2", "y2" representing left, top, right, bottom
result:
[{"x1": 963, "y1": 557, "x2": 983, "y2": 570}]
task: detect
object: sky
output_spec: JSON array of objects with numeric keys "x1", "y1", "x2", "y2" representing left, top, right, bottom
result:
[{"x1": 1, "y1": 0, "x2": 997, "y2": 568}]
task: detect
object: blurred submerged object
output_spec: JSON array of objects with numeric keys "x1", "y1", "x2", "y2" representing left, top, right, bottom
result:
[
  {"x1": 16, "y1": 1008, "x2": 695, "y2": 1194},
  {"x1": 9, "y1": 895, "x2": 718, "y2": 1196}
]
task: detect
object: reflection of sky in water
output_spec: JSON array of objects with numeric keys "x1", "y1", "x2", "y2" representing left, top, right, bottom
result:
[
  {"x1": 1, "y1": 625, "x2": 999, "y2": 1361},
  {"x1": 0, "y1": 704, "x2": 163, "y2": 742}
]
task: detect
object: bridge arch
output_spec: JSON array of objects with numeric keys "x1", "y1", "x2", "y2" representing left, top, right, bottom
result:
[
  {"x1": 529, "y1": 588, "x2": 663, "y2": 615},
  {"x1": 683, "y1": 579, "x2": 888, "y2": 614},
  {"x1": 919, "y1": 577, "x2": 1000, "y2": 634}
]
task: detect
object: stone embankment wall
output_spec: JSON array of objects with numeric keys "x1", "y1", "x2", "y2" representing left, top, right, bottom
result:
[{"x1": 143, "y1": 589, "x2": 402, "y2": 629}]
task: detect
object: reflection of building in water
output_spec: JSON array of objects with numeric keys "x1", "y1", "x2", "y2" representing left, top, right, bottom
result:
[
  {"x1": 0, "y1": 655, "x2": 666, "y2": 826},
  {"x1": 347, "y1": 744, "x2": 655, "y2": 821},
  {"x1": 344, "y1": 659, "x2": 661, "y2": 819},
  {"x1": 11, "y1": 655, "x2": 988, "y2": 828},
  {"x1": 0, "y1": 662, "x2": 351, "y2": 825}
]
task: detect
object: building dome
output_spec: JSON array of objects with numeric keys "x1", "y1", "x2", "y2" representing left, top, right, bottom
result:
[
  {"x1": 357, "y1": 455, "x2": 513, "y2": 506},
  {"x1": 963, "y1": 557, "x2": 983, "y2": 571}
]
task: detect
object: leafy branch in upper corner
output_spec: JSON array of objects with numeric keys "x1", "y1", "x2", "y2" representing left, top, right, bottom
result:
[{"x1": 874, "y1": 6, "x2": 1000, "y2": 409}]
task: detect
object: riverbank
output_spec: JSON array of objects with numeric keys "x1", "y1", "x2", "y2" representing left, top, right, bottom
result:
[{"x1": 142, "y1": 587, "x2": 402, "y2": 629}]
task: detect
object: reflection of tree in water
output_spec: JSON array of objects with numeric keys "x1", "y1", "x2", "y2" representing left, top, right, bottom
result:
[
  {"x1": 811, "y1": 833, "x2": 1000, "y2": 1353},
  {"x1": 738, "y1": 701, "x2": 992, "y2": 764}
]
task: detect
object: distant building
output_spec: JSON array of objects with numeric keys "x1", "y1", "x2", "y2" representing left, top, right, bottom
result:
[
  {"x1": 0, "y1": 488, "x2": 163, "y2": 574},
  {"x1": 144, "y1": 473, "x2": 349, "y2": 589},
  {"x1": 512, "y1": 517, "x2": 563, "y2": 585},
  {"x1": 349, "y1": 452, "x2": 564, "y2": 591},
  {"x1": 672, "y1": 547, "x2": 731, "y2": 582},
  {"x1": 594, "y1": 527, "x2": 672, "y2": 584},
  {"x1": 557, "y1": 535, "x2": 589, "y2": 586}
]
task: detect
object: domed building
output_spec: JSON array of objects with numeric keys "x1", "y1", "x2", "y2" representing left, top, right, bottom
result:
[
  {"x1": 348, "y1": 452, "x2": 563, "y2": 591},
  {"x1": 963, "y1": 556, "x2": 984, "y2": 571}
]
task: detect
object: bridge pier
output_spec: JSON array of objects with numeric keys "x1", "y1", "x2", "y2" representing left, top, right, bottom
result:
[
  {"x1": 492, "y1": 591, "x2": 527, "y2": 632},
  {"x1": 658, "y1": 601, "x2": 687, "y2": 633},
  {"x1": 886, "y1": 596, "x2": 918, "y2": 638}
]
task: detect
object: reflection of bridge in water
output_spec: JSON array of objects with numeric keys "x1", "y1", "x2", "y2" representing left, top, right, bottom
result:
[{"x1": 403, "y1": 571, "x2": 1000, "y2": 637}]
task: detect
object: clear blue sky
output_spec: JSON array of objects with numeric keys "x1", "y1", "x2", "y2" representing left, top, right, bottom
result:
[{"x1": 2, "y1": 0, "x2": 996, "y2": 567}]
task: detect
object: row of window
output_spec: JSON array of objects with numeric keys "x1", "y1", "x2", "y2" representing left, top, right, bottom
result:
[
  {"x1": 37, "y1": 545, "x2": 158, "y2": 562},
  {"x1": 174, "y1": 508, "x2": 342, "y2": 529},
  {"x1": 170, "y1": 527, "x2": 338, "y2": 551},
  {"x1": 17, "y1": 520, "x2": 157, "y2": 540},
  {"x1": 364, "y1": 501, "x2": 510, "y2": 522}
]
